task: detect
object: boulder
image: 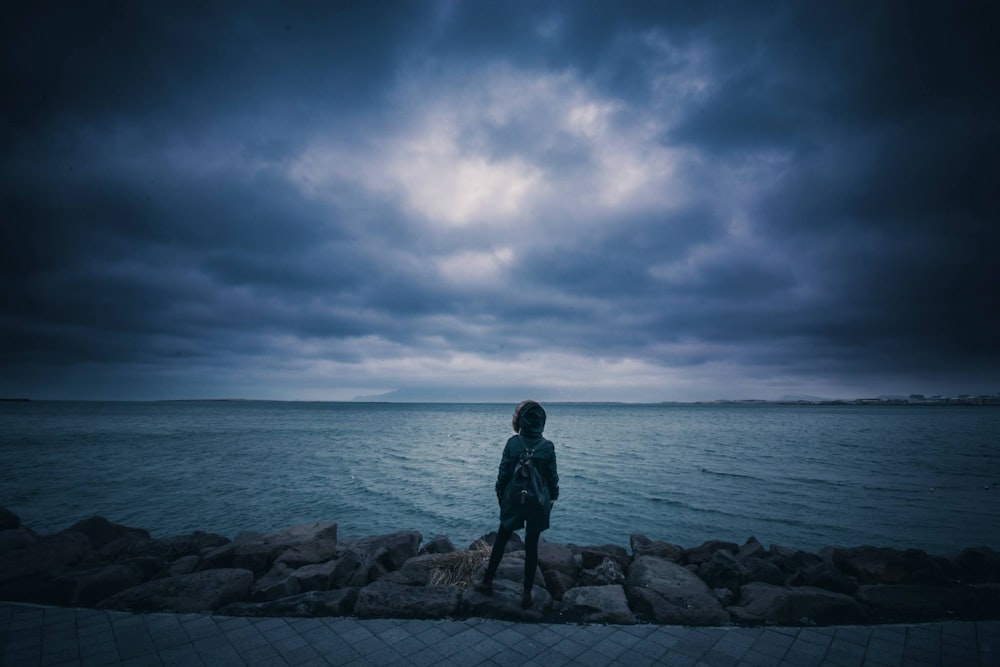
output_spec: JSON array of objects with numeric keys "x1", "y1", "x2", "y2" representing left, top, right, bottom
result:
[
  {"x1": 742, "y1": 557, "x2": 786, "y2": 585},
  {"x1": 480, "y1": 554, "x2": 544, "y2": 588},
  {"x1": 145, "y1": 531, "x2": 231, "y2": 561},
  {"x1": 355, "y1": 581, "x2": 461, "y2": 619},
  {"x1": 167, "y1": 555, "x2": 200, "y2": 577},
  {"x1": 0, "y1": 506, "x2": 20, "y2": 530},
  {"x1": 461, "y1": 578, "x2": 551, "y2": 621},
  {"x1": 579, "y1": 545, "x2": 630, "y2": 573},
  {"x1": 231, "y1": 522, "x2": 339, "y2": 575},
  {"x1": 699, "y1": 550, "x2": 749, "y2": 591},
  {"x1": 252, "y1": 563, "x2": 301, "y2": 602},
  {"x1": 0, "y1": 527, "x2": 38, "y2": 555},
  {"x1": 98, "y1": 568, "x2": 254, "y2": 612},
  {"x1": 421, "y1": 535, "x2": 456, "y2": 555},
  {"x1": 579, "y1": 558, "x2": 626, "y2": 587},
  {"x1": 630, "y1": 534, "x2": 683, "y2": 562},
  {"x1": 0, "y1": 531, "x2": 92, "y2": 602},
  {"x1": 683, "y1": 540, "x2": 739, "y2": 566},
  {"x1": 625, "y1": 556, "x2": 729, "y2": 626},
  {"x1": 736, "y1": 537, "x2": 767, "y2": 562},
  {"x1": 291, "y1": 560, "x2": 341, "y2": 592},
  {"x1": 562, "y1": 585, "x2": 636, "y2": 624},
  {"x1": 768, "y1": 545, "x2": 821, "y2": 575},
  {"x1": 381, "y1": 554, "x2": 449, "y2": 587},
  {"x1": 832, "y1": 546, "x2": 945, "y2": 584},
  {"x1": 62, "y1": 516, "x2": 150, "y2": 550},
  {"x1": 53, "y1": 563, "x2": 145, "y2": 605},
  {"x1": 337, "y1": 530, "x2": 421, "y2": 572},
  {"x1": 275, "y1": 540, "x2": 338, "y2": 568},
  {"x1": 727, "y1": 582, "x2": 864, "y2": 626},
  {"x1": 219, "y1": 588, "x2": 359, "y2": 617},
  {"x1": 328, "y1": 550, "x2": 365, "y2": 588},
  {"x1": 951, "y1": 547, "x2": 1000, "y2": 583},
  {"x1": 789, "y1": 558, "x2": 858, "y2": 595},
  {"x1": 537, "y1": 540, "x2": 577, "y2": 577},
  {"x1": 858, "y1": 584, "x2": 981, "y2": 621},
  {"x1": 543, "y1": 569, "x2": 575, "y2": 602}
]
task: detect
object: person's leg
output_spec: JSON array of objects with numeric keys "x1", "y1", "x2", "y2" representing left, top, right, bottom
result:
[
  {"x1": 475, "y1": 525, "x2": 513, "y2": 593},
  {"x1": 522, "y1": 530, "x2": 540, "y2": 608}
]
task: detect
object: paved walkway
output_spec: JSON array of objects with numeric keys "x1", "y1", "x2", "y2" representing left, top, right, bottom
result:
[{"x1": 1, "y1": 602, "x2": 996, "y2": 667}]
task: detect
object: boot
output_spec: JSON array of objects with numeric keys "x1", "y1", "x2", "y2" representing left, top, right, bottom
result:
[
  {"x1": 473, "y1": 575, "x2": 493, "y2": 595},
  {"x1": 521, "y1": 588, "x2": 532, "y2": 609}
]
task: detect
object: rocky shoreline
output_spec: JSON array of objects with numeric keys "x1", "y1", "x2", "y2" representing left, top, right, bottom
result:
[{"x1": 2, "y1": 506, "x2": 998, "y2": 626}]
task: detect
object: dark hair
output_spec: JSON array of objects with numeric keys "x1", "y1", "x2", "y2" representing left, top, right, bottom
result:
[{"x1": 512, "y1": 400, "x2": 542, "y2": 432}]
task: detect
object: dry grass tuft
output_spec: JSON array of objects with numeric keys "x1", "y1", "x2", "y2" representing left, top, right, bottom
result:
[{"x1": 428, "y1": 539, "x2": 492, "y2": 589}]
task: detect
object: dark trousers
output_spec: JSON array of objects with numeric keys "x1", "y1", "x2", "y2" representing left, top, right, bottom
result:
[{"x1": 485, "y1": 525, "x2": 540, "y2": 591}]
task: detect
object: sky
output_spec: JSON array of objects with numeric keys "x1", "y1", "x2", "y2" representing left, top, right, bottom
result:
[{"x1": 2, "y1": 1, "x2": 998, "y2": 403}]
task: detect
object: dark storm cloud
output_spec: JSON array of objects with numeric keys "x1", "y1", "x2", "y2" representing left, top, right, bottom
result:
[{"x1": 2, "y1": 1, "x2": 998, "y2": 401}]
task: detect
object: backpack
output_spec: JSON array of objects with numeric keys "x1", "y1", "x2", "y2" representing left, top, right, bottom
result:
[{"x1": 503, "y1": 438, "x2": 549, "y2": 510}]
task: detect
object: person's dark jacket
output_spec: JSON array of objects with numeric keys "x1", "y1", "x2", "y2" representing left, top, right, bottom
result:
[{"x1": 495, "y1": 432, "x2": 559, "y2": 533}]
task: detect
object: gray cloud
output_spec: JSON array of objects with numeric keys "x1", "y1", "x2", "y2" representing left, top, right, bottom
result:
[{"x1": 2, "y1": 1, "x2": 997, "y2": 401}]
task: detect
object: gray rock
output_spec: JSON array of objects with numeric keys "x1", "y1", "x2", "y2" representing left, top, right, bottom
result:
[
  {"x1": 53, "y1": 563, "x2": 145, "y2": 605},
  {"x1": 0, "y1": 531, "x2": 92, "y2": 602},
  {"x1": 727, "y1": 582, "x2": 864, "y2": 626},
  {"x1": 231, "y1": 521, "x2": 339, "y2": 575},
  {"x1": 0, "y1": 527, "x2": 38, "y2": 555},
  {"x1": 479, "y1": 554, "x2": 544, "y2": 588},
  {"x1": 743, "y1": 557, "x2": 786, "y2": 585},
  {"x1": 291, "y1": 560, "x2": 341, "y2": 592},
  {"x1": 168, "y1": 555, "x2": 200, "y2": 577},
  {"x1": 253, "y1": 563, "x2": 301, "y2": 602},
  {"x1": 219, "y1": 588, "x2": 359, "y2": 617},
  {"x1": 951, "y1": 547, "x2": 1000, "y2": 583},
  {"x1": 0, "y1": 507, "x2": 20, "y2": 530},
  {"x1": 98, "y1": 568, "x2": 254, "y2": 612},
  {"x1": 275, "y1": 539, "x2": 338, "y2": 568},
  {"x1": 683, "y1": 540, "x2": 739, "y2": 566},
  {"x1": 543, "y1": 569, "x2": 575, "y2": 602},
  {"x1": 625, "y1": 556, "x2": 729, "y2": 626},
  {"x1": 579, "y1": 558, "x2": 626, "y2": 586},
  {"x1": 355, "y1": 581, "x2": 461, "y2": 619},
  {"x1": 699, "y1": 550, "x2": 749, "y2": 591},
  {"x1": 62, "y1": 516, "x2": 150, "y2": 550},
  {"x1": 421, "y1": 535, "x2": 456, "y2": 555},
  {"x1": 381, "y1": 553, "x2": 449, "y2": 587},
  {"x1": 461, "y1": 578, "x2": 551, "y2": 621},
  {"x1": 146, "y1": 531, "x2": 231, "y2": 561},
  {"x1": 630, "y1": 534, "x2": 682, "y2": 562},
  {"x1": 736, "y1": 537, "x2": 767, "y2": 562},
  {"x1": 579, "y1": 545, "x2": 630, "y2": 573},
  {"x1": 329, "y1": 550, "x2": 365, "y2": 588},
  {"x1": 338, "y1": 530, "x2": 421, "y2": 572},
  {"x1": 858, "y1": 584, "x2": 980, "y2": 621},
  {"x1": 537, "y1": 539, "x2": 577, "y2": 577},
  {"x1": 831, "y1": 546, "x2": 944, "y2": 585},
  {"x1": 767, "y1": 545, "x2": 822, "y2": 575},
  {"x1": 562, "y1": 585, "x2": 636, "y2": 624},
  {"x1": 789, "y1": 558, "x2": 858, "y2": 595}
]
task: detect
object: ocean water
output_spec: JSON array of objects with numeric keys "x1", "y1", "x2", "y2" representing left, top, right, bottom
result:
[{"x1": 1, "y1": 401, "x2": 998, "y2": 555}]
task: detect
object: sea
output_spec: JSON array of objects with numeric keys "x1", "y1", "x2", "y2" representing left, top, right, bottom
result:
[{"x1": 1, "y1": 401, "x2": 998, "y2": 556}]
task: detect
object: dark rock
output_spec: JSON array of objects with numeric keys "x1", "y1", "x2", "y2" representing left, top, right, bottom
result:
[
  {"x1": 0, "y1": 507, "x2": 20, "y2": 530},
  {"x1": 379, "y1": 554, "x2": 448, "y2": 587},
  {"x1": 53, "y1": 563, "x2": 145, "y2": 605},
  {"x1": 579, "y1": 544, "x2": 630, "y2": 573},
  {"x1": 789, "y1": 558, "x2": 858, "y2": 595},
  {"x1": 329, "y1": 550, "x2": 365, "y2": 588},
  {"x1": 542, "y1": 569, "x2": 575, "y2": 602},
  {"x1": 712, "y1": 587, "x2": 737, "y2": 606},
  {"x1": 199, "y1": 543, "x2": 235, "y2": 570},
  {"x1": 0, "y1": 531, "x2": 92, "y2": 602},
  {"x1": 742, "y1": 557, "x2": 786, "y2": 585},
  {"x1": 421, "y1": 535, "x2": 456, "y2": 555},
  {"x1": 625, "y1": 556, "x2": 729, "y2": 626},
  {"x1": 683, "y1": 540, "x2": 739, "y2": 566},
  {"x1": 219, "y1": 589, "x2": 359, "y2": 617},
  {"x1": 355, "y1": 581, "x2": 461, "y2": 619},
  {"x1": 291, "y1": 560, "x2": 341, "y2": 592},
  {"x1": 123, "y1": 556, "x2": 167, "y2": 580},
  {"x1": 461, "y1": 578, "x2": 551, "y2": 621},
  {"x1": 252, "y1": 563, "x2": 301, "y2": 602},
  {"x1": 951, "y1": 547, "x2": 1000, "y2": 583},
  {"x1": 579, "y1": 558, "x2": 626, "y2": 587},
  {"x1": 475, "y1": 531, "x2": 523, "y2": 553},
  {"x1": 736, "y1": 537, "x2": 767, "y2": 562},
  {"x1": 231, "y1": 522, "x2": 339, "y2": 575},
  {"x1": 858, "y1": 584, "x2": 981, "y2": 621},
  {"x1": 167, "y1": 555, "x2": 200, "y2": 577},
  {"x1": 699, "y1": 550, "x2": 749, "y2": 591},
  {"x1": 832, "y1": 546, "x2": 945, "y2": 585},
  {"x1": 537, "y1": 540, "x2": 577, "y2": 577},
  {"x1": 481, "y1": 554, "x2": 544, "y2": 588},
  {"x1": 562, "y1": 585, "x2": 636, "y2": 624},
  {"x1": 275, "y1": 540, "x2": 338, "y2": 568},
  {"x1": 62, "y1": 516, "x2": 150, "y2": 550},
  {"x1": 145, "y1": 531, "x2": 231, "y2": 561},
  {"x1": 630, "y1": 534, "x2": 683, "y2": 562},
  {"x1": 768, "y1": 545, "x2": 821, "y2": 574},
  {"x1": 0, "y1": 527, "x2": 38, "y2": 555},
  {"x1": 98, "y1": 568, "x2": 254, "y2": 612},
  {"x1": 727, "y1": 582, "x2": 864, "y2": 626},
  {"x1": 338, "y1": 530, "x2": 421, "y2": 572}
]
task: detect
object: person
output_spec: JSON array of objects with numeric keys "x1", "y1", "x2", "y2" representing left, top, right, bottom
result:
[{"x1": 475, "y1": 400, "x2": 559, "y2": 609}]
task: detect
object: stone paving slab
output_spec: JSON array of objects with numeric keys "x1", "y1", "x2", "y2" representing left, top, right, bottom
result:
[{"x1": 1, "y1": 602, "x2": 996, "y2": 667}]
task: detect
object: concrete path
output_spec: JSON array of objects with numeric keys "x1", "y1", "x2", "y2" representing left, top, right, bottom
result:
[{"x1": 1, "y1": 602, "x2": 996, "y2": 666}]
